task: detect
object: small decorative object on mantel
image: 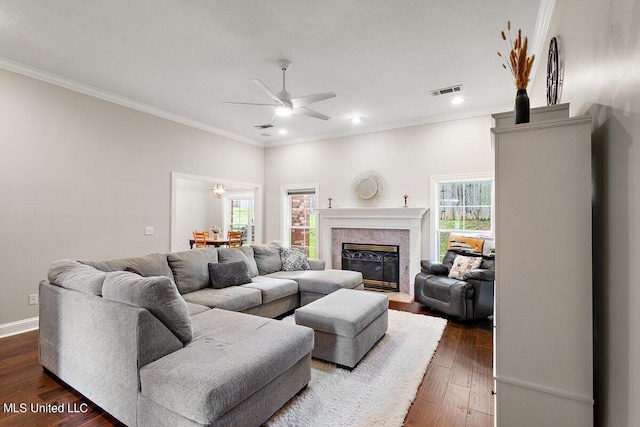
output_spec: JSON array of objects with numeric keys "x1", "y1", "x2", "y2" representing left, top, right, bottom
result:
[
  {"x1": 498, "y1": 21, "x2": 535, "y2": 124},
  {"x1": 403, "y1": 193, "x2": 409, "y2": 207},
  {"x1": 328, "y1": 197, "x2": 333, "y2": 208},
  {"x1": 210, "y1": 225, "x2": 221, "y2": 240}
]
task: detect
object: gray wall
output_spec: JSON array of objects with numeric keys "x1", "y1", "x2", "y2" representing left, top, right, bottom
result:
[
  {"x1": 528, "y1": 0, "x2": 640, "y2": 425},
  {"x1": 0, "y1": 69, "x2": 264, "y2": 325}
]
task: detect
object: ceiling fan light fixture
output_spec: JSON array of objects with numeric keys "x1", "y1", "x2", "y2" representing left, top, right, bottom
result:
[
  {"x1": 211, "y1": 183, "x2": 226, "y2": 198},
  {"x1": 275, "y1": 106, "x2": 292, "y2": 117}
]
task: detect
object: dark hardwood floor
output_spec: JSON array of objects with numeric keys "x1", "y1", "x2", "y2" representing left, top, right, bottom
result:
[{"x1": 0, "y1": 302, "x2": 493, "y2": 426}]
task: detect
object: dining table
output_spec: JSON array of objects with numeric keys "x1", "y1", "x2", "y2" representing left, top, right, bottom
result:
[{"x1": 188, "y1": 238, "x2": 230, "y2": 249}]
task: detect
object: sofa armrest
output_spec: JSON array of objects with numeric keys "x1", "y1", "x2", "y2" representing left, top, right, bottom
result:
[
  {"x1": 464, "y1": 268, "x2": 495, "y2": 282},
  {"x1": 420, "y1": 260, "x2": 449, "y2": 276},
  {"x1": 308, "y1": 259, "x2": 326, "y2": 270}
]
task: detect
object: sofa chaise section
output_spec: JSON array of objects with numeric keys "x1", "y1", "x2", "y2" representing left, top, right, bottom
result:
[{"x1": 138, "y1": 309, "x2": 313, "y2": 427}]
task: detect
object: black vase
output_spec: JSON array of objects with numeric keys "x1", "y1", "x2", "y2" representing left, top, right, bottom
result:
[{"x1": 514, "y1": 89, "x2": 530, "y2": 124}]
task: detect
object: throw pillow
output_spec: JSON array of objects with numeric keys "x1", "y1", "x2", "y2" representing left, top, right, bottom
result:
[
  {"x1": 279, "y1": 247, "x2": 310, "y2": 271},
  {"x1": 102, "y1": 271, "x2": 193, "y2": 344},
  {"x1": 208, "y1": 261, "x2": 252, "y2": 289},
  {"x1": 448, "y1": 254, "x2": 483, "y2": 280}
]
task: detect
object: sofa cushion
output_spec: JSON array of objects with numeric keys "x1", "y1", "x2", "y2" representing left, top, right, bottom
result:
[
  {"x1": 79, "y1": 253, "x2": 175, "y2": 282},
  {"x1": 279, "y1": 247, "x2": 310, "y2": 271},
  {"x1": 268, "y1": 269, "x2": 363, "y2": 295},
  {"x1": 242, "y1": 276, "x2": 299, "y2": 304},
  {"x1": 216, "y1": 247, "x2": 259, "y2": 278},
  {"x1": 185, "y1": 302, "x2": 211, "y2": 316},
  {"x1": 102, "y1": 271, "x2": 192, "y2": 344},
  {"x1": 182, "y1": 287, "x2": 262, "y2": 312},
  {"x1": 251, "y1": 242, "x2": 283, "y2": 275},
  {"x1": 140, "y1": 308, "x2": 313, "y2": 425},
  {"x1": 208, "y1": 261, "x2": 252, "y2": 289},
  {"x1": 448, "y1": 254, "x2": 483, "y2": 280},
  {"x1": 48, "y1": 259, "x2": 107, "y2": 296},
  {"x1": 167, "y1": 248, "x2": 218, "y2": 294}
]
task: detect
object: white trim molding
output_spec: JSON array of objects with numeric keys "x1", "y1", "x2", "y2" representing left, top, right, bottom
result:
[
  {"x1": 0, "y1": 56, "x2": 262, "y2": 147},
  {"x1": 0, "y1": 317, "x2": 39, "y2": 338},
  {"x1": 496, "y1": 375, "x2": 594, "y2": 405}
]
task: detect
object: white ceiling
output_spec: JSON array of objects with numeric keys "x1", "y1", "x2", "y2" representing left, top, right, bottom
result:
[{"x1": 0, "y1": 1, "x2": 550, "y2": 147}]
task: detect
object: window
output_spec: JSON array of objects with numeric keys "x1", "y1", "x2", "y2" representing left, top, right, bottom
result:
[
  {"x1": 432, "y1": 175, "x2": 494, "y2": 261},
  {"x1": 283, "y1": 186, "x2": 318, "y2": 258},
  {"x1": 229, "y1": 198, "x2": 254, "y2": 245}
]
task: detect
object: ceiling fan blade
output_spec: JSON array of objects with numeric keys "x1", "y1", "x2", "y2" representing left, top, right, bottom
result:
[
  {"x1": 293, "y1": 107, "x2": 330, "y2": 121},
  {"x1": 222, "y1": 102, "x2": 279, "y2": 107},
  {"x1": 253, "y1": 79, "x2": 285, "y2": 106},
  {"x1": 290, "y1": 92, "x2": 336, "y2": 109}
]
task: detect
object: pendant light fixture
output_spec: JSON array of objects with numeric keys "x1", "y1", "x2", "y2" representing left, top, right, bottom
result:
[{"x1": 211, "y1": 183, "x2": 226, "y2": 198}]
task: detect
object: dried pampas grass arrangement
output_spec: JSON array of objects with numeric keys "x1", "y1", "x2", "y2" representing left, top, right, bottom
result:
[{"x1": 497, "y1": 21, "x2": 535, "y2": 90}]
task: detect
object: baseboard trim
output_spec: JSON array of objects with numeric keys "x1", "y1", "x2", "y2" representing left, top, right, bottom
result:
[
  {"x1": 495, "y1": 375, "x2": 594, "y2": 405},
  {"x1": 0, "y1": 317, "x2": 39, "y2": 338}
]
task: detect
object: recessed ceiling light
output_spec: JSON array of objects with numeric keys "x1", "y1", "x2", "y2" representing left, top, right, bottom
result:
[
  {"x1": 278, "y1": 129, "x2": 288, "y2": 135},
  {"x1": 275, "y1": 106, "x2": 292, "y2": 117},
  {"x1": 351, "y1": 116, "x2": 362, "y2": 124},
  {"x1": 451, "y1": 97, "x2": 464, "y2": 105}
]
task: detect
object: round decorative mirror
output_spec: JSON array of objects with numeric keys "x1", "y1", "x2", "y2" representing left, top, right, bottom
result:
[{"x1": 356, "y1": 177, "x2": 378, "y2": 200}]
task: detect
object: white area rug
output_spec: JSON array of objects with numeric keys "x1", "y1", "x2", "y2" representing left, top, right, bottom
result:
[{"x1": 265, "y1": 309, "x2": 447, "y2": 427}]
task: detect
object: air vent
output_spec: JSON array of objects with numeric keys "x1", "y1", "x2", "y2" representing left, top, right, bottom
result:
[
  {"x1": 254, "y1": 124, "x2": 273, "y2": 129},
  {"x1": 431, "y1": 85, "x2": 463, "y2": 96}
]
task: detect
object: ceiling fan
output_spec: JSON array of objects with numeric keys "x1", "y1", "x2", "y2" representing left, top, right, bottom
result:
[{"x1": 223, "y1": 59, "x2": 336, "y2": 121}]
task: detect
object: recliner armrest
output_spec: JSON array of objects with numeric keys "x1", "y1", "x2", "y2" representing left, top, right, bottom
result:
[
  {"x1": 420, "y1": 260, "x2": 449, "y2": 276},
  {"x1": 464, "y1": 268, "x2": 495, "y2": 282}
]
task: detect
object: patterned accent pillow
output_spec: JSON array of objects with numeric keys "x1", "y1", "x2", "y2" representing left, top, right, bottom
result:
[
  {"x1": 448, "y1": 254, "x2": 483, "y2": 280},
  {"x1": 279, "y1": 247, "x2": 310, "y2": 271}
]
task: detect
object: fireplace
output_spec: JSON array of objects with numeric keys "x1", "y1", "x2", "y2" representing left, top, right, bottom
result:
[{"x1": 341, "y1": 243, "x2": 399, "y2": 292}]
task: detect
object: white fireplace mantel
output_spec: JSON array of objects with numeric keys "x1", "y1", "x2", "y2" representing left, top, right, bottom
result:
[{"x1": 316, "y1": 207, "x2": 428, "y2": 295}]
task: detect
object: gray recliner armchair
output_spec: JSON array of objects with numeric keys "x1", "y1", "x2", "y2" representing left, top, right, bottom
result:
[{"x1": 414, "y1": 234, "x2": 495, "y2": 320}]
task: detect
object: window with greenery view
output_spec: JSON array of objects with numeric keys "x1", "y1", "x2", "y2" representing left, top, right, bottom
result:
[
  {"x1": 287, "y1": 192, "x2": 317, "y2": 258},
  {"x1": 230, "y1": 198, "x2": 254, "y2": 245},
  {"x1": 436, "y1": 179, "x2": 493, "y2": 260}
]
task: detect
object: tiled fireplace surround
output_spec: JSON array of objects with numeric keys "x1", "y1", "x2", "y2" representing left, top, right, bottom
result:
[{"x1": 316, "y1": 208, "x2": 428, "y2": 295}]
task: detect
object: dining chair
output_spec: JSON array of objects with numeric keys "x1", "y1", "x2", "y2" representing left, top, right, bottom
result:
[
  {"x1": 227, "y1": 230, "x2": 243, "y2": 248},
  {"x1": 193, "y1": 230, "x2": 210, "y2": 248}
]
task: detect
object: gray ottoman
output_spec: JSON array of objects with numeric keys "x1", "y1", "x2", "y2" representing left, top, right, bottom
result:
[{"x1": 294, "y1": 288, "x2": 389, "y2": 368}]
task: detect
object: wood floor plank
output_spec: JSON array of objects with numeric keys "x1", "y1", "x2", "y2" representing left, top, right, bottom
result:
[
  {"x1": 466, "y1": 408, "x2": 494, "y2": 427},
  {"x1": 435, "y1": 382, "x2": 470, "y2": 427},
  {"x1": 404, "y1": 401, "x2": 441, "y2": 427},
  {"x1": 449, "y1": 327, "x2": 477, "y2": 388},
  {"x1": 417, "y1": 364, "x2": 452, "y2": 404},
  {"x1": 473, "y1": 343, "x2": 493, "y2": 377},
  {"x1": 469, "y1": 372, "x2": 494, "y2": 416},
  {"x1": 1, "y1": 302, "x2": 493, "y2": 426}
]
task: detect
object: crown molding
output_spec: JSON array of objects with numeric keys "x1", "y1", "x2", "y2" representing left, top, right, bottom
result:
[{"x1": 0, "y1": 57, "x2": 265, "y2": 148}]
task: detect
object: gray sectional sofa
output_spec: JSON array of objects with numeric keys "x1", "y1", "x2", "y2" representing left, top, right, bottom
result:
[{"x1": 39, "y1": 241, "x2": 364, "y2": 427}]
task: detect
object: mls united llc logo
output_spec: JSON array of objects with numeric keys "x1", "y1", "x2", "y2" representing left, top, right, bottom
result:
[{"x1": 3, "y1": 402, "x2": 89, "y2": 414}]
